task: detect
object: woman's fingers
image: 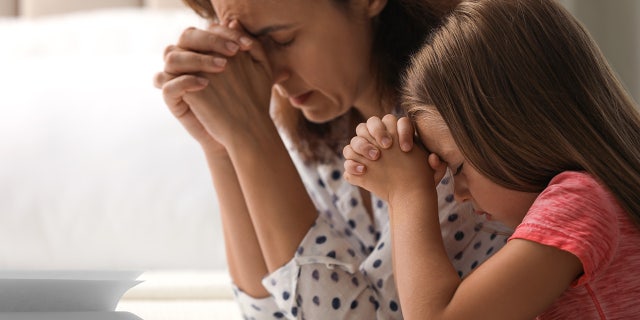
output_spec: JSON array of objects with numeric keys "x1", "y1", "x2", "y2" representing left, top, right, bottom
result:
[
  {"x1": 163, "y1": 48, "x2": 228, "y2": 74},
  {"x1": 160, "y1": 24, "x2": 255, "y2": 78},
  {"x1": 161, "y1": 74, "x2": 209, "y2": 117},
  {"x1": 176, "y1": 26, "x2": 252, "y2": 55}
]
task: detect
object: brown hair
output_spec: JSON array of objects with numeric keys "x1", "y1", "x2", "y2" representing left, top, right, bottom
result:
[
  {"x1": 403, "y1": 0, "x2": 640, "y2": 225},
  {"x1": 181, "y1": 0, "x2": 455, "y2": 163}
]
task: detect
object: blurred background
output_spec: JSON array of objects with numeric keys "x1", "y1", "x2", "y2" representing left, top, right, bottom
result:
[{"x1": 0, "y1": 0, "x2": 638, "y2": 273}]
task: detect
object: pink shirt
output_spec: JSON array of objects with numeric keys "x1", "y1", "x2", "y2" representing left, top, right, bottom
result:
[{"x1": 510, "y1": 171, "x2": 640, "y2": 319}]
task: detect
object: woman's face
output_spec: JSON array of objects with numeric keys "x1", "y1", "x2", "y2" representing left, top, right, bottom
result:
[
  {"x1": 415, "y1": 114, "x2": 539, "y2": 229},
  {"x1": 211, "y1": 0, "x2": 386, "y2": 123}
]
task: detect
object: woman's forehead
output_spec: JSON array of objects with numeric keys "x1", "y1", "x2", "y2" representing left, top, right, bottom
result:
[{"x1": 211, "y1": 0, "x2": 302, "y2": 28}]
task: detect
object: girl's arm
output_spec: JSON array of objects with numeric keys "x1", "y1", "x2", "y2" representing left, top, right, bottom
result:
[
  {"x1": 345, "y1": 116, "x2": 584, "y2": 320},
  {"x1": 392, "y1": 195, "x2": 582, "y2": 319}
]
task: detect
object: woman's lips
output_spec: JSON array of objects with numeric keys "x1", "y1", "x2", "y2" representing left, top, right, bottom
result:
[{"x1": 289, "y1": 91, "x2": 312, "y2": 106}]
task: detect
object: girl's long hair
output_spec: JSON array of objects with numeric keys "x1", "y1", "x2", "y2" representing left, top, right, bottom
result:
[
  {"x1": 403, "y1": 0, "x2": 640, "y2": 225},
  {"x1": 181, "y1": 0, "x2": 454, "y2": 163}
]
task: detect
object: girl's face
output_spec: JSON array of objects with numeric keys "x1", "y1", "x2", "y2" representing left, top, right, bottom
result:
[
  {"x1": 211, "y1": 0, "x2": 386, "y2": 123},
  {"x1": 415, "y1": 115, "x2": 539, "y2": 229}
]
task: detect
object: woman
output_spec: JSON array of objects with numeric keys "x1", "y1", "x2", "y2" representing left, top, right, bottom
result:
[{"x1": 153, "y1": 0, "x2": 509, "y2": 318}]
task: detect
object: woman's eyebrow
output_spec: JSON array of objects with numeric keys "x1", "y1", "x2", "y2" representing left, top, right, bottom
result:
[{"x1": 248, "y1": 24, "x2": 294, "y2": 37}]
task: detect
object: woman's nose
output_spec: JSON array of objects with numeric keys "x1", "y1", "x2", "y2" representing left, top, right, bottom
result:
[{"x1": 267, "y1": 54, "x2": 290, "y2": 85}]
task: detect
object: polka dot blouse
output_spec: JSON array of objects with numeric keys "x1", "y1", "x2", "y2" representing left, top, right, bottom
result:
[{"x1": 232, "y1": 143, "x2": 511, "y2": 320}]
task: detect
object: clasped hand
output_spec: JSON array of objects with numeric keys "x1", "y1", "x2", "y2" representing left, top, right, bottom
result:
[
  {"x1": 153, "y1": 20, "x2": 273, "y2": 152},
  {"x1": 342, "y1": 115, "x2": 447, "y2": 203}
]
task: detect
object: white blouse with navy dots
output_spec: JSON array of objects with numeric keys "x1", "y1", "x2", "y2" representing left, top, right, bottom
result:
[{"x1": 232, "y1": 141, "x2": 510, "y2": 320}]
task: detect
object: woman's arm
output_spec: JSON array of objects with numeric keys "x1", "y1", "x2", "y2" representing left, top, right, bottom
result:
[
  {"x1": 158, "y1": 23, "x2": 318, "y2": 277},
  {"x1": 205, "y1": 151, "x2": 269, "y2": 297},
  {"x1": 154, "y1": 25, "x2": 271, "y2": 296},
  {"x1": 185, "y1": 78, "x2": 318, "y2": 271}
]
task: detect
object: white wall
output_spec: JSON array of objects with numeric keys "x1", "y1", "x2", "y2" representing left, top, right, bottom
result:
[{"x1": 560, "y1": 0, "x2": 640, "y2": 104}]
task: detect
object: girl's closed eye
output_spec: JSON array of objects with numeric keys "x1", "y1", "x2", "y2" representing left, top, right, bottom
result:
[{"x1": 453, "y1": 163, "x2": 464, "y2": 176}]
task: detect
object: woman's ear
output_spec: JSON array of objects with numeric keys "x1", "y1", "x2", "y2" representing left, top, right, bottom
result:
[{"x1": 367, "y1": 0, "x2": 388, "y2": 18}]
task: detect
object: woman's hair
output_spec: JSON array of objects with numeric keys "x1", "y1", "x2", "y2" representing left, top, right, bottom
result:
[
  {"x1": 403, "y1": 0, "x2": 640, "y2": 225},
  {"x1": 181, "y1": 0, "x2": 456, "y2": 163}
]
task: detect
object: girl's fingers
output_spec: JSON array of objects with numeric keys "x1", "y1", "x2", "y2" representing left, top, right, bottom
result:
[
  {"x1": 396, "y1": 117, "x2": 415, "y2": 152},
  {"x1": 349, "y1": 136, "x2": 380, "y2": 160},
  {"x1": 355, "y1": 122, "x2": 376, "y2": 144},
  {"x1": 344, "y1": 159, "x2": 366, "y2": 176},
  {"x1": 428, "y1": 153, "x2": 448, "y2": 184},
  {"x1": 163, "y1": 48, "x2": 228, "y2": 74},
  {"x1": 367, "y1": 116, "x2": 393, "y2": 148}
]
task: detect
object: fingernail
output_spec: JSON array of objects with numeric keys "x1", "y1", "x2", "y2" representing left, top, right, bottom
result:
[
  {"x1": 356, "y1": 165, "x2": 365, "y2": 173},
  {"x1": 401, "y1": 142, "x2": 411, "y2": 151},
  {"x1": 197, "y1": 77, "x2": 209, "y2": 86},
  {"x1": 368, "y1": 149, "x2": 378, "y2": 159},
  {"x1": 239, "y1": 37, "x2": 253, "y2": 47},
  {"x1": 225, "y1": 41, "x2": 239, "y2": 52},
  {"x1": 381, "y1": 137, "x2": 392, "y2": 148},
  {"x1": 213, "y1": 57, "x2": 227, "y2": 67}
]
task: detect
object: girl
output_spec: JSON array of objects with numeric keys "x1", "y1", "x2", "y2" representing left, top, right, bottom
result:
[{"x1": 343, "y1": 0, "x2": 640, "y2": 318}]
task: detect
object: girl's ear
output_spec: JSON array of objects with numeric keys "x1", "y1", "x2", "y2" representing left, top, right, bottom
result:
[{"x1": 367, "y1": 0, "x2": 388, "y2": 18}]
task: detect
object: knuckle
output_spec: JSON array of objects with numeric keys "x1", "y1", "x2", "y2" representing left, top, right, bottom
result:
[
  {"x1": 153, "y1": 72, "x2": 165, "y2": 88},
  {"x1": 178, "y1": 27, "x2": 197, "y2": 44},
  {"x1": 343, "y1": 145, "x2": 353, "y2": 156},
  {"x1": 382, "y1": 113, "x2": 397, "y2": 122},
  {"x1": 164, "y1": 53, "x2": 182, "y2": 73},
  {"x1": 163, "y1": 45, "x2": 176, "y2": 58}
]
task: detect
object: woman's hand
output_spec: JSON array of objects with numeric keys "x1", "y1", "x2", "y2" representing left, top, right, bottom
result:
[
  {"x1": 181, "y1": 23, "x2": 273, "y2": 148},
  {"x1": 153, "y1": 22, "x2": 254, "y2": 153}
]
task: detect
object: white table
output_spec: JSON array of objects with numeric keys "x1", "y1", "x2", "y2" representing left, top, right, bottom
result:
[{"x1": 116, "y1": 271, "x2": 242, "y2": 320}]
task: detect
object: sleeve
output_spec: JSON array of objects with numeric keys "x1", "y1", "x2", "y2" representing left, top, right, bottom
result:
[
  {"x1": 261, "y1": 216, "x2": 381, "y2": 320},
  {"x1": 509, "y1": 172, "x2": 620, "y2": 286},
  {"x1": 232, "y1": 284, "x2": 283, "y2": 320}
]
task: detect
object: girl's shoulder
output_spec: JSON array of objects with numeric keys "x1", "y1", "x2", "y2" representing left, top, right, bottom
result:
[{"x1": 543, "y1": 171, "x2": 613, "y2": 208}]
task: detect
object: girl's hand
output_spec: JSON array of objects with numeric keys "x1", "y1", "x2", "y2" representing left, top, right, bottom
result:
[
  {"x1": 344, "y1": 116, "x2": 448, "y2": 185},
  {"x1": 345, "y1": 116, "x2": 416, "y2": 163},
  {"x1": 343, "y1": 115, "x2": 433, "y2": 202}
]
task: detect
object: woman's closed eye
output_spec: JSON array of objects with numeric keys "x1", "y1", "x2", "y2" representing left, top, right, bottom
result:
[{"x1": 273, "y1": 37, "x2": 295, "y2": 47}]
